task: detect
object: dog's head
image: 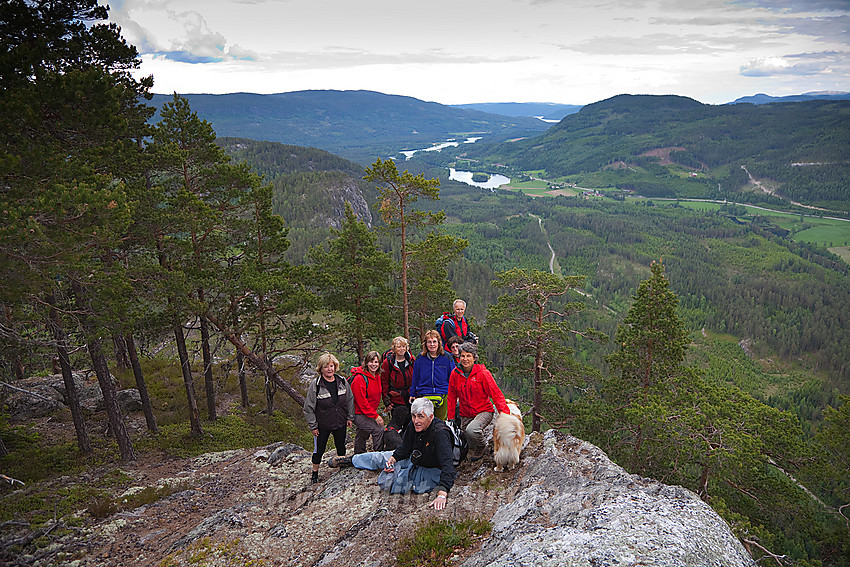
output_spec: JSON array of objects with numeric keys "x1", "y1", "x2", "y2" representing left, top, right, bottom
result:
[{"x1": 505, "y1": 400, "x2": 522, "y2": 419}]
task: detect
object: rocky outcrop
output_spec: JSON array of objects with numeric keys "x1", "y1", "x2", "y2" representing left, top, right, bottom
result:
[
  {"x1": 40, "y1": 430, "x2": 755, "y2": 567},
  {"x1": 463, "y1": 431, "x2": 754, "y2": 567},
  {"x1": 3, "y1": 373, "x2": 140, "y2": 419},
  {"x1": 320, "y1": 177, "x2": 373, "y2": 228}
]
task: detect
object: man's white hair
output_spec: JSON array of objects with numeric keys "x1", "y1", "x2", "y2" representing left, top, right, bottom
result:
[
  {"x1": 453, "y1": 299, "x2": 466, "y2": 309},
  {"x1": 411, "y1": 397, "x2": 435, "y2": 417}
]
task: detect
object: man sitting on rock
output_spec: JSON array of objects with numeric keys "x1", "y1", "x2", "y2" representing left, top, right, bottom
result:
[{"x1": 329, "y1": 397, "x2": 455, "y2": 511}]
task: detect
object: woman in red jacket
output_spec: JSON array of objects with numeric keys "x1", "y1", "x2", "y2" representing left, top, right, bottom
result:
[
  {"x1": 447, "y1": 342, "x2": 509, "y2": 461},
  {"x1": 350, "y1": 351, "x2": 384, "y2": 454},
  {"x1": 380, "y1": 336, "x2": 415, "y2": 435}
]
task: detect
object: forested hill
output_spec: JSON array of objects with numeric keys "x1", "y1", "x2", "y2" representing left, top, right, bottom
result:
[
  {"x1": 151, "y1": 91, "x2": 549, "y2": 164},
  {"x1": 459, "y1": 94, "x2": 850, "y2": 210},
  {"x1": 218, "y1": 138, "x2": 374, "y2": 262}
]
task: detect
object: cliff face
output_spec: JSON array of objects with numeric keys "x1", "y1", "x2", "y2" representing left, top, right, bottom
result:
[{"x1": 12, "y1": 431, "x2": 752, "y2": 566}]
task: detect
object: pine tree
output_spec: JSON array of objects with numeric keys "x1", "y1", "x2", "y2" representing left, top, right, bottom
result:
[
  {"x1": 0, "y1": 0, "x2": 153, "y2": 454},
  {"x1": 407, "y1": 231, "x2": 468, "y2": 343},
  {"x1": 607, "y1": 260, "x2": 690, "y2": 390},
  {"x1": 364, "y1": 159, "x2": 442, "y2": 340},
  {"x1": 488, "y1": 268, "x2": 604, "y2": 432},
  {"x1": 309, "y1": 203, "x2": 395, "y2": 361}
]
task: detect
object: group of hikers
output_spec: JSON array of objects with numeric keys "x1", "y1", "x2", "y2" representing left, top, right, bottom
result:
[{"x1": 302, "y1": 299, "x2": 511, "y2": 511}]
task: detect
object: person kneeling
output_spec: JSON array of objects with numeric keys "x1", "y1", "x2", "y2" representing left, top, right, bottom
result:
[{"x1": 349, "y1": 397, "x2": 454, "y2": 511}]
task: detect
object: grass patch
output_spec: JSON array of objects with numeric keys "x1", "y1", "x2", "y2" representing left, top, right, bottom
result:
[
  {"x1": 828, "y1": 246, "x2": 850, "y2": 263},
  {"x1": 793, "y1": 223, "x2": 850, "y2": 247},
  {"x1": 88, "y1": 479, "x2": 194, "y2": 519},
  {"x1": 136, "y1": 410, "x2": 313, "y2": 459},
  {"x1": 0, "y1": 426, "x2": 118, "y2": 484},
  {"x1": 2, "y1": 476, "x2": 111, "y2": 525},
  {"x1": 506, "y1": 180, "x2": 548, "y2": 189},
  {"x1": 395, "y1": 516, "x2": 492, "y2": 567}
]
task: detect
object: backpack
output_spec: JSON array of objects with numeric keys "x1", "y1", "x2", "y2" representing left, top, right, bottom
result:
[
  {"x1": 434, "y1": 311, "x2": 457, "y2": 348},
  {"x1": 349, "y1": 367, "x2": 368, "y2": 389},
  {"x1": 444, "y1": 420, "x2": 468, "y2": 467},
  {"x1": 435, "y1": 312, "x2": 455, "y2": 341}
]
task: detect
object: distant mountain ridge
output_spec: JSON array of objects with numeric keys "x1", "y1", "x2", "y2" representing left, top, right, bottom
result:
[
  {"x1": 729, "y1": 91, "x2": 850, "y2": 104},
  {"x1": 450, "y1": 102, "x2": 583, "y2": 121},
  {"x1": 149, "y1": 90, "x2": 549, "y2": 164}
]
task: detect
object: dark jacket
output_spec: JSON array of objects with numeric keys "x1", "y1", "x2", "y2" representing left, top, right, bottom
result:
[
  {"x1": 380, "y1": 350, "x2": 415, "y2": 407},
  {"x1": 303, "y1": 374, "x2": 355, "y2": 431},
  {"x1": 393, "y1": 417, "x2": 456, "y2": 493},
  {"x1": 439, "y1": 314, "x2": 472, "y2": 344}
]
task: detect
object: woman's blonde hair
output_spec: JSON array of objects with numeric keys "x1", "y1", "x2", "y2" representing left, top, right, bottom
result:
[
  {"x1": 316, "y1": 352, "x2": 340, "y2": 374},
  {"x1": 421, "y1": 329, "x2": 444, "y2": 356},
  {"x1": 391, "y1": 336, "x2": 408, "y2": 348}
]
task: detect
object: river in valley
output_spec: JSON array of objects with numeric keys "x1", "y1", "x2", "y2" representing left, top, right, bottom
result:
[
  {"x1": 397, "y1": 136, "x2": 511, "y2": 189},
  {"x1": 400, "y1": 136, "x2": 482, "y2": 160}
]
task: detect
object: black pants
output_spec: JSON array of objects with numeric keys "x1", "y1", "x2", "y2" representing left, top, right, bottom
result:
[{"x1": 312, "y1": 426, "x2": 347, "y2": 465}]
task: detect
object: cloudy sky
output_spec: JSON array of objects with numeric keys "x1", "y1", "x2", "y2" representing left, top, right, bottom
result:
[{"x1": 108, "y1": 0, "x2": 850, "y2": 105}]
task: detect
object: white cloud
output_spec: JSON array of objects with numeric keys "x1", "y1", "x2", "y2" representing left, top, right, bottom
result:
[{"x1": 108, "y1": 0, "x2": 850, "y2": 104}]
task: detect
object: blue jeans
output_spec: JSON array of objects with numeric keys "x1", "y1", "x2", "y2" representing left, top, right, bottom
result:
[{"x1": 351, "y1": 451, "x2": 442, "y2": 494}]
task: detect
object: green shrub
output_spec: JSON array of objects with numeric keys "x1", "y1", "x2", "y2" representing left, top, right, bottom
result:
[{"x1": 395, "y1": 516, "x2": 492, "y2": 567}]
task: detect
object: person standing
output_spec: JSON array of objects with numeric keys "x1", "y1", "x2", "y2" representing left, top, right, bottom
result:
[
  {"x1": 446, "y1": 342, "x2": 509, "y2": 461},
  {"x1": 410, "y1": 330, "x2": 455, "y2": 421},
  {"x1": 303, "y1": 352, "x2": 355, "y2": 484},
  {"x1": 350, "y1": 351, "x2": 384, "y2": 454},
  {"x1": 381, "y1": 336, "x2": 415, "y2": 436},
  {"x1": 438, "y1": 299, "x2": 477, "y2": 345}
]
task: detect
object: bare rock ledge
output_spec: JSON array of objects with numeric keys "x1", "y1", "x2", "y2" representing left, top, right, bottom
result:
[
  {"x1": 66, "y1": 430, "x2": 753, "y2": 566},
  {"x1": 461, "y1": 430, "x2": 754, "y2": 567}
]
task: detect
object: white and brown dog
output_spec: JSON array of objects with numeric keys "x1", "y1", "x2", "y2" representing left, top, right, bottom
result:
[{"x1": 493, "y1": 400, "x2": 525, "y2": 472}]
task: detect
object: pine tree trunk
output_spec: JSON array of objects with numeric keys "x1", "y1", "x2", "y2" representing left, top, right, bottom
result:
[
  {"x1": 47, "y1": 293, "x2": 91, "y2": 454},
  {"x1": 0, "y1": 434, "x2": 7, "y2": 458},
  {"x1": 265, "y1": 368, "x2": 275, "y2": 415},
  {"x1": 199, "y1": 312, "x2": 216, "y2": 421},
  {"x1": 125, "y1": 333, "x2": 158, "y2": 433},
  {"x1": 4, "y1": 305, "x2": 25, "y2": 380},
  {"x1": 88, "y1": 336, "x2": 136, "y2": 462},
  {"x1": 532, "y1": 340, "x2": 544, "y2": 433},
  {"x1": 69, "y1": 282, "x2": 135, "y2": 461},
  {"x1": 231, "y1": 307, "x2": 248, "y2": 408},
  {"x1": 204, "y1": 312, "x2": 306, "y2": 407},
  {"x1": 112, "y1": 334, "x2": 130, "y2": 370},
  {"x1": 237, "y1": 349, "x2": 248, "y2": 408},
  {"x1": 174, "y1": 323, "x2": 204, "y2": 437}
]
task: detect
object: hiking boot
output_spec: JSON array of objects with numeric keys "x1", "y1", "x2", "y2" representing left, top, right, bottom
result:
[
  {"x1": 328, "y1": 455, "x2": 352, "y2": 468},
  {"x1": 468, "y1": 449, "x2": 485, "y2": 462},
  {"x1": 311, "y1": 471, "x2": 319, "y2": 484}
]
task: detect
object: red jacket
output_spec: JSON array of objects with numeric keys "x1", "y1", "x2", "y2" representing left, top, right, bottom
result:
[
  {"x1": 447, "y1": 363, "x2": 509, "y2": 420},
  {"x1": 350, "y1": 366, "x2": 382, "y2": 419},
  {"x1": 380, "y1": 351, "x2": 415, "y2": 407}
]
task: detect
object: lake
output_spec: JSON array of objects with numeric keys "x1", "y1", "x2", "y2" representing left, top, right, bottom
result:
[
  {"x1": 448, "y1": 168, "x2": 511, "y2": 189},
  {"x1": 396, "y1": 137, "x2": 510, "y2": 189}
]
